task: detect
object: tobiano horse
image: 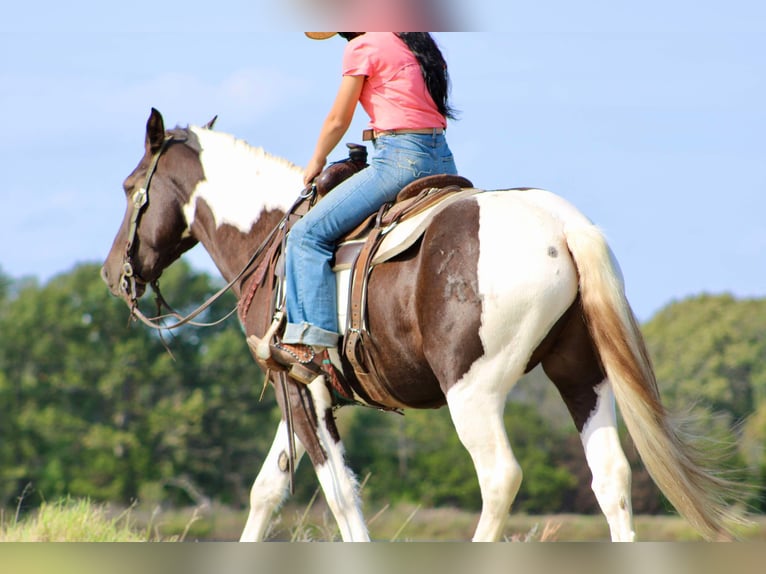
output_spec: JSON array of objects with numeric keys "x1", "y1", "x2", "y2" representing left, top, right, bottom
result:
[{"x1": 102, "y1": 109, "x2": 744, "y2": 541}]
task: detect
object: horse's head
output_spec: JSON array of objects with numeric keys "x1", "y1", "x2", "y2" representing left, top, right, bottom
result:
[{"x1": 101, "y1": 108, "x2": 202, "y2": 306}]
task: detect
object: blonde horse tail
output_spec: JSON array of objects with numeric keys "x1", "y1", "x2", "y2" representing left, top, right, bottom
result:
[{"x1": 564, "y1": 223, "x2": 745, "y2": 540}]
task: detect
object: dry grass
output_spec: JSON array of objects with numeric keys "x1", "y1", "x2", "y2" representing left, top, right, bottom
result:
[
  {"x1": 0, "y1": 498, "x2": 145, "y2": 542},
  {"x1": 0, "y1": 497, "x2": 199, "y2": 542},
  {"x1": 3, "y1": 496, "x2": 765, "y2": 542}
]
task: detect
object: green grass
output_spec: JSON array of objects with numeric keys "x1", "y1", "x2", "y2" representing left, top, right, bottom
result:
[
  {"x1": 0, "y1": 497, "x2": 198, "y2": 542},
  {"x1": 3, "y1": 497, "x2": 765, "y2": 541}
]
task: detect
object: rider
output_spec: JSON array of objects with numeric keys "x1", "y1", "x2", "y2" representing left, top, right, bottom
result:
[{"x1": 271, "y1": 32, "x2": 458, "y2": 380}]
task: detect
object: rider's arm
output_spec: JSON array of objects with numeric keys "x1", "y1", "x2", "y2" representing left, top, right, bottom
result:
[{"x1": 304, "y1": 74, "x2": 365, "y2": 185}]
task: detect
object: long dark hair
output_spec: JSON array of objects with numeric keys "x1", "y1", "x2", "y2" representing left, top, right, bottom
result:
[
  {"x1": 396, "y1": 33, "x2": 456, "y2": 120},
  {"x1": 339, "y1": 32, "x2": 456, "y2": 120}
]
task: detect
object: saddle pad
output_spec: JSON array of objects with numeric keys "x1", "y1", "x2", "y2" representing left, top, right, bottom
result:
[{"x1": 332, "y1": 188, "x2": 481, "y2": 272}]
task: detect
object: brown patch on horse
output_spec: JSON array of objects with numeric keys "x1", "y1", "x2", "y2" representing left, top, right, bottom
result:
[
  {"x1": 538, "y1": 297, "x2": 604, "y2": 432},
  {"x1": 102, "y1": 135, "x2": 205, "y2": 295},
  {"x1": 359, "y1": 198, "x2": 484, "y2": 407},
  {"x1": 189, "y1": 198, "x2": 286, "y2": 302},
  {"x1": 271, "y1": 376, "x2": 338, "y2": 466},
  {"x1": 418, "y1": 199, "x2": 484, "y2": 391},
  {"x1": 343, "y1": 244, "x2": 441, "y2": 408}
]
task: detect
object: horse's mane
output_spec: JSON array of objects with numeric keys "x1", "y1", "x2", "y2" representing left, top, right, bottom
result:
[
  {"x1": 180, "y1": 124, "x2": 306, "y2": 223},
  {"x1": 181, "y1": 125, "x2": 303, "y2": 176}
]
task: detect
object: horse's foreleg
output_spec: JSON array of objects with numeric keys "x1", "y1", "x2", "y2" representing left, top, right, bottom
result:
[
  {"x1": 581, "y1": 381, "x2": 635, "y2": 542},
  {"x1": 306, "y1": 377, "x2": 369, "y2": 542},
  {"x1": 240, "y1": 420, "x2": 306, "y2": 541},
  {"x1": 446, "y1": 383, "x2": 522, "y2": 542}
]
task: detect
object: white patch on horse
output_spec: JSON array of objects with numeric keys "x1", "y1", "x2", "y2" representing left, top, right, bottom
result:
[
  {"x1": 184, "y1": 127, "x2": 304, "y2": 232},
  {"x1": 475, "y1": 191, "x2": 579, "y2": 369},
  {"x1": 580, "y1": 380, "x2": 635, "y2": 542},
  {"x1": 240, "y1": 420, "x2": 306, "y2": 542},
  {"x1": 335, "y1": 268, "x2": 351, "y2": 335},
  {"x1": 306, "y1": 377, "x2": 370, "y2": 541},
  {"x1": 441, "y1": 191, "x2": 582, "y2": 541}
]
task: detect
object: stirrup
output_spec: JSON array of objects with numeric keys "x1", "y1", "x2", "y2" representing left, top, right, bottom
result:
[
  {"x1": 247, "y1": 337, "x2": 351, "y2": 392},
  {"x1": 270, "y1": 341, "x2": 323, "y2": 385},
  {"x1": 247, "y1": 334, "x2": 324, "y2": 386},
  {"x1": 270, "y1": 343, "x2": 351, "y2": 392}
]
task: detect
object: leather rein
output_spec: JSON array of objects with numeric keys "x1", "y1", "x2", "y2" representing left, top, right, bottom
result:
[{"x1": 119, "y1": 133, "x2": 308, "y2": 331}]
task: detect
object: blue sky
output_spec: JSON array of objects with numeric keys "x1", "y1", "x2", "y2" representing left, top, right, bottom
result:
[{"x1": 1, "y1": 2, "x2": 764, "y2": 321}]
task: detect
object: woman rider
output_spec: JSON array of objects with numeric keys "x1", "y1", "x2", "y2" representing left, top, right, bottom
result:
[{"x1": 270, "y1": 32, "x2": 458, "y2": 381}]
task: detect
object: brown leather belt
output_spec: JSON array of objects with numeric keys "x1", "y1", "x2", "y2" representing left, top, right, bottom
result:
[{"x1": 362, "y1": 127, "x2": 445, "y2": 141}]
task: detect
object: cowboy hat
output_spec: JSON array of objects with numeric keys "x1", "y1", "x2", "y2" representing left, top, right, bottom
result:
[{"x1": 305, "y1": 32, "x2": 337, "y2": 40}]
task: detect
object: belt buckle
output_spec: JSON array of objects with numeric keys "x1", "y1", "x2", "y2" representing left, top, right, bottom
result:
[{"x1": 362, "y1": 129, "x2": 374, "y2": 141}]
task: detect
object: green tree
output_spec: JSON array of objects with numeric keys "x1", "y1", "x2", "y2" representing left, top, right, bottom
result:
[
  {"x1": 3, "y1": 267, "x2": 763, "y2": 518},
  {"x1": 643, "y1": 294, "x2": 766, "y2": 425},
  {"x1": 642, "y1": 294, "x2": 764, "y2": 506},
  {"x1": 0, "y1": 262, "x2": 279, "y2": 508},
  {"x1": 0, "y1": 266, "x2": 10, "y2": 303}
]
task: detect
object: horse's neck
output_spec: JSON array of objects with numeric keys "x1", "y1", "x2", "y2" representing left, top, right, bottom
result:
[{"x1": 182, "y1": 127, "x2": 303, "y2": 285}]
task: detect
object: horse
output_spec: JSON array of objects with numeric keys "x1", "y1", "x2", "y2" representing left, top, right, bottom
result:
[{"x1": 102, "y1": 108, "x2": 743, "y2": 541}]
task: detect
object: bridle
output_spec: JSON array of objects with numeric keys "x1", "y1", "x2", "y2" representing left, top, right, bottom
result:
[
  {"x1": 119, "y1": 132, "x2": 312, "y2": 332},
  {"x1": 119, "y1": 135, "x2": 172, "y2": 306}
]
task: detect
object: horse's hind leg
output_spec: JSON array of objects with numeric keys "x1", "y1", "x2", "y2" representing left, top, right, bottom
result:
[
  {"x1": 581, "y1": 380, "x2": 635, "y2": 541},
  {"x1": 446, "y1": 367, "x2": 523, "y2": 542},
  {"x1": 541, "y1": 306, "x2": 634, "y2": 541},
  {"x1": 240, "y1": 420, "x2": 306, "y2": 541}
]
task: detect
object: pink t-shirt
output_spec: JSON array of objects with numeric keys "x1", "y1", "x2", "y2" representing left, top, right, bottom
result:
[{"x1": 342, "y1": 33, "x2": 447, "y2": 132}]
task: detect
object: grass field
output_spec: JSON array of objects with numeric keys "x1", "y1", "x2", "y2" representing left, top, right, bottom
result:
[{"x1": 3, "y1": 498, "x2": 765, "y2": 542}]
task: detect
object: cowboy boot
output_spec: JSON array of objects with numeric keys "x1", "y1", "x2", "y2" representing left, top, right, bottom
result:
[{"x1": 248, "y1": 334, "x2": 352, "y2": 396}]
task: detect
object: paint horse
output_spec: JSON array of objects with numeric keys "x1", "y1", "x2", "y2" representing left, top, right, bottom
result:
[{"x1": 102, "y1": 109, "x2": 742, "y2": 541}]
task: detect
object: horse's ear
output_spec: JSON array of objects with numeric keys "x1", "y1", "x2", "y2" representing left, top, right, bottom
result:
[
  {"x1": 146, "y1": 108, "x2": 166, "y2": 153},
  {"x1": 203, "y1": 115, "x2": 218, "y2": 130}
]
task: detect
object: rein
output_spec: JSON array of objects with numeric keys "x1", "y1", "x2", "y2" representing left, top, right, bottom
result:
[{"x1": 120, "y1": 134, "x2": 313, "y2": 331}]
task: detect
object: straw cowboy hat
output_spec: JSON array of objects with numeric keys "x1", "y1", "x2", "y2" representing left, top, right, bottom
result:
[{"x1": 305, "y1": 33, "x2": 337, "y2": 40}]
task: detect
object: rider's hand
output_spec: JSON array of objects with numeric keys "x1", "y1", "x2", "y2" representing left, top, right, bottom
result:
[{"x1": 304, "y1": 156, "x2": 327, "y2": 186}]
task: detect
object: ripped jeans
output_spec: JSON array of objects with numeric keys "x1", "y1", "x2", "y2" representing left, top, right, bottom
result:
[{"x1": 283, "y1": 132, "x2": 457, "y2": 346}]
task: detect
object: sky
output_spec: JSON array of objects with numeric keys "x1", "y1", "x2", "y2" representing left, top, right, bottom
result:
[{"x1": 1, "y1": 1, "x2": 764, "y2": 321}]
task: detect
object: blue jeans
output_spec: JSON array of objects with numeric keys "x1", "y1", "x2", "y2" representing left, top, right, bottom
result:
[{"x1": 283, "y1": 132, "x2": 457, "y2": 346}]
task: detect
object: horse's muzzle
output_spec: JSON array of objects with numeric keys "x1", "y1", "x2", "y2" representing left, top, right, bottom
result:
[
  {"x1": 100, "y1": 265, "x2": 118, "y2": 295},
  {"x1": 101, "y1": 264, "x2": 146, "y2": 301}
]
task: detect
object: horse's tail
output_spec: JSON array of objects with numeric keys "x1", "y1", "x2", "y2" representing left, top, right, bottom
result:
[{"x1": 563, "y1": 223, "x2": 745, "y2": 541}]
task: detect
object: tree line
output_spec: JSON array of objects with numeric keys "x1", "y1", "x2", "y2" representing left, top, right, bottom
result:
[{"x1": 0, "y1": 262, "x2": 762, "y2": 514}]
